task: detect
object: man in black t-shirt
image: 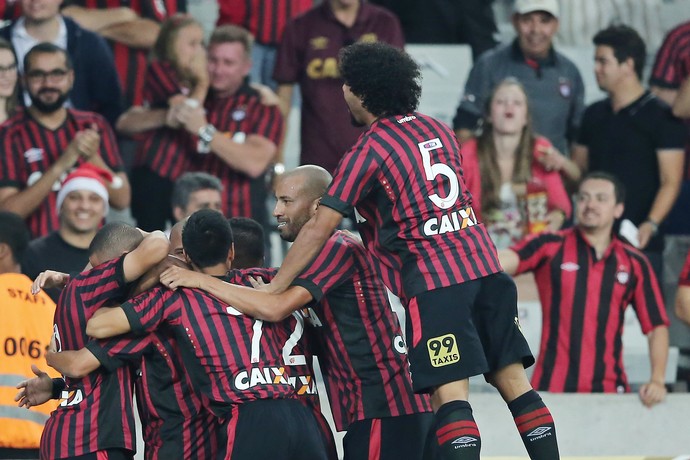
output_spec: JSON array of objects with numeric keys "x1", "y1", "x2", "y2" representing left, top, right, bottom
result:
[{"x1": 573, "y1": 25, "x2": 686, "y2": 275}]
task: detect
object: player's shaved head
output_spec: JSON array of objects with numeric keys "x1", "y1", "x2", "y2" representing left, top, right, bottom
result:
[
  {"x1": 169, "y1": 219, "x2": 186, "y2": 259},
  {"x1": 88, "y1": 222, "x2": 143, "y2": 266},
  {"x1": 280, "y1": 165, "x2": 332, "y2": 201}
]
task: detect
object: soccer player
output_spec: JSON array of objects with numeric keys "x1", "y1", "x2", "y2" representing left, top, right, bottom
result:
[
  {"x1": 160, "y1": 165, "x2": 434, "y2": 459},
  {"x1": 42, "y1": 221, "x2": 219, "y2": 460},
  {"x1": 501, "y1": 172, "x2": 669, "y2": 404},
  {"x1": 264, "y1": 43, "x2": 560, "y2": 459},
  {"x1": 85, "y1": 210, "x2": 330, "y2": 459},
  {"x1": 40, "y1": 223, "x2": 169, "y2": 460}
]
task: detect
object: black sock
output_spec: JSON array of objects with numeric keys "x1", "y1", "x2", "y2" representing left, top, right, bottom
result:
[
  {"x1": 432, "y1": 400, "x2": 481, "y2": 459},
  {"x1": 508, "y1": 390, "x2": 560, "y2": 459}
]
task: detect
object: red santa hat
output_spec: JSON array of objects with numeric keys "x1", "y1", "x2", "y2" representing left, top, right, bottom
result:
[{"x1": 56, "y1": 164, "x2": 112, "y2": 215}]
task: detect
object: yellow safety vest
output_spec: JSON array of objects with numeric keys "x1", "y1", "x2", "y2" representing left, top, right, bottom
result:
[{"x1": 0, "y1": 273, "x2": 60, "y2": 449}]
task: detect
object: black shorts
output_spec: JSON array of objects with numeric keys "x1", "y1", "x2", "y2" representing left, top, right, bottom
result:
[
  {"x1": 406, "y1": 272, "x2": 534, "y2": 392},
  {"x1": 343, "y1": 413, "x2": 434, "y2": 460},
  {"x1": 55, "y1": 449, "x2": 133, "y2": 460},
  {"x1": 220, "y1": 399, "x2": 330, "y2": 460}
]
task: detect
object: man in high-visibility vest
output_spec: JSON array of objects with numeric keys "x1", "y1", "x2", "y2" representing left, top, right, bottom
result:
[{"x1": 0, "y1": 211, "x2": 59, "y2": 459}]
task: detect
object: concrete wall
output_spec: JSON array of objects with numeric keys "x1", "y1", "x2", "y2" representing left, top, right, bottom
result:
[{"x1": 473, "y1": 392, "x2": 690, "y2": 457}]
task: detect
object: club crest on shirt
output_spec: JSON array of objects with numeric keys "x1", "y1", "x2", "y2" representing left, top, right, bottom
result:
[
  {"x1": 232, "y1": 108, "x2": 246, "y2": 121},
  {"x1": 558, "y1": 78, "x2": 572, "y2": 98},
  {"x1": 616, "y1": 268, "x2": 630, "y2": 285},
  {"x1": 560, "y1": 262, "x2": 579, "y2": 272},
  {"x1": 310, "y1": 36, "x2": 329, "y2": 50}
]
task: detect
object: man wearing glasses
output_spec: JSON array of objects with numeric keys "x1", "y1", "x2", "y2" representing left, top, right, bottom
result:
[
  {"x1": 0, "y1": 43, "x2": 129, "y2": 238},
  {"x1": 0, "y1": 0, "x2": 123, "y2": 126}
]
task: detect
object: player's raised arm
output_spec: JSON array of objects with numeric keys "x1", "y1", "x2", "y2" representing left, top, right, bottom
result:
[{"x1": 122, "y1": 230, "x2": 169, "y2": 283}]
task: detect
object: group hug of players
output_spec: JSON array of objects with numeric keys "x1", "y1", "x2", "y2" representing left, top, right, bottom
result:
[{"x1": 17, "y1": 166, "x2": 433, "y2": 460}]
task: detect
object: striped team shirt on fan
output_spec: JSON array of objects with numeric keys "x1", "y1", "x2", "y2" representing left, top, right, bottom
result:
[
  {"x1": 0, "y1": 0, "x2": 19, "y2": 20},
  {"x1": 40, "y1": 256, "x2": 136, "y2": 460},
  {"x1": 0, "y1": 109, "x2": 124, "y2": 238},
  {"x1": 292, "y1": 230, "x2": 432, "y2": 431},
  {"x1": 511, "y1": 228, "x2": 669, "y2": 393},
  {"x1": 320, "y1": 112, "x2": 501, "y2": 300},
  {"x1": 63, "y1": 0, "x2": 185, "y2": 107},
  {"x1": 217, "y1": 0, "x2": 312, "y2": 46},
  {"x1": 120, "y1": 271, "x2": 315, "y2": 417},
  {"x1": 191, "y1": 85, "x2": 283, "y2": 221},
  {"x1": 86, "y1": 309, "x2": 219, "y2": 460},
  {"x1": 135, "y1": 60, "x2": 196, "y2": 181},
  {"x1": 680, "y1": 251, "x2": 690, "y2": 286}
]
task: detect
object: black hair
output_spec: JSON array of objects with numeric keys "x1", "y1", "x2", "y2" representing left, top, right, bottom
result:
[
  {"x1": 171, "y1": 172, "x2": 223, "y2": 210},
  {"x1": 88, "y1": 222, "x2": 143, "y2": 261},
  {"x1": 0, "y1": 211, "x2": 29, "y2": 264},
  {"x1": 24, "y1": 42, "x2": 73, "y2": 74},
  {"x1": 183, "y1": 209, "x2": 234, "y2": 268},
  {"x1": 339, "y1": 42, "x2": 421, "y2": 117},
  {"x1": 593, "y1": 25, "x2": 646, "y2": 80},
  {"x1": 580, "y1": 171, "x2": 626, "y2": 204},
  {"x1": 228, "y1": 217, "x2": 264, "y2": 269}
]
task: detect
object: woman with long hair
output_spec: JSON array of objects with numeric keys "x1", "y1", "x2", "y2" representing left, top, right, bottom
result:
[
  {"x1": 0, "y1": 38, "x2": 19, "y2": 124},
  {"x1": 462, "y1": 78, "x2": 575, "y2": 248}
]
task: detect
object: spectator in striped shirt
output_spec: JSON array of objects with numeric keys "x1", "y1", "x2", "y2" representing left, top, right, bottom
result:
[
  {"x1": 500, "y1": 172, "x2": 670, "y2": 406},
  {"x1": 0, "y1": 43, "x2": 130, "y2": 238},
  {"x1": 216, "y1": 0, "x2": 313, "y2": 90}
]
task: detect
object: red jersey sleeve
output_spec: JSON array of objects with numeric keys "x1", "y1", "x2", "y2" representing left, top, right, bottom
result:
[{"x1": 630, "y1": 251, "x2": 669, "y2": 333}]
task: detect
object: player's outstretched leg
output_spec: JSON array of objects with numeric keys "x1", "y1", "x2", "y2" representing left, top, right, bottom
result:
[
  {"x1": 432, "y1": 400, "x2": 481, "y2": 459},
  {"x1": 508, "y1": 389, "x2": 559, "y2": 459}
]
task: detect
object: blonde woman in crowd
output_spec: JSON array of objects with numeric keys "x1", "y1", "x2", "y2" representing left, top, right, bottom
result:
[
  {"x1": 0, "y1": 38, "x2": 19, "y2": 125},
  {"x1": 461, "y1": 78, "x2": 575, "y2": 249}
]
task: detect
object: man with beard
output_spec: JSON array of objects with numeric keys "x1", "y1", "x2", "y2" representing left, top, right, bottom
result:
[
  {"x1": 500, "y1": 172, "x2": 670, "y2": 405},
  {"x1": 0, "y1": 43, "x2": 129, "y2": 238}
]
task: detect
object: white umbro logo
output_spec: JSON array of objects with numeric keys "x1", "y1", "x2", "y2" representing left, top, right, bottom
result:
[
  {"x1": 24, "y1": 147, "x2": 44, "y2": 163},
  {"x1": 451, "y1": 436, "x2": 477, "y2": 445},
  {"x1": 560, "y1": 262, "x2": 579, "y2": 272},
  {"x1": 527, "y1": 427, "x2": 552, "y2": 437}
]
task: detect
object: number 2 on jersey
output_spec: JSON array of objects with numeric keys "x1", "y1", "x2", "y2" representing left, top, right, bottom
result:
[{"x1": 250, "y1": 312, "x2": 306, "y2": 366}]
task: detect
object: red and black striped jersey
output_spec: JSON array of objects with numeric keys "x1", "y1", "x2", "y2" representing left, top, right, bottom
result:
[
  {"x1": 650, "y1": 21, "x2": 690, "y2": 90},
  {"x1": 292, "y1": 231, "x2": 431, "y2": 431},
  {"x1": 86, "y1": 322, "x2": 219, "y2": 460},
  {"x1": 511, "y1": 228, "x2": 669, "y2": 393},
  {"x1": 680, "y1": 251, "x2": 690, "y2": 287},
  {"x1": 191, "y1": 85, "x2": 283, "y2": 221},
  {"x1": 121, "y1": 271, "x2": 316, "y2": 418},
  {"x1": 136, "y1": 61, "x2": 196, "y2": 180},
  {"x1": 0, "y1": 109, "x2": 124, "y2": 238},
  {"x1": 40, "y1": 256, "x2": 136, "y2": 459},
  {"x1": 0, "y1": 0, "x2": 20, "y2": 20},
  {"x1": 63, "y1": 0, "x2": 186, "y2": 107},
  {"x1": 217, "y1": 0, "x2": 312, "y2": 46},
  {"x1": 321, "y1": 112, "x2": 501, "y2": 300}
]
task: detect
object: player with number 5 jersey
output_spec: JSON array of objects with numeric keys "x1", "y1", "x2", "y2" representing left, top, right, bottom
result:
[{"x1": 269, "y1": 42, "x2": 560, "y2": 460}]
